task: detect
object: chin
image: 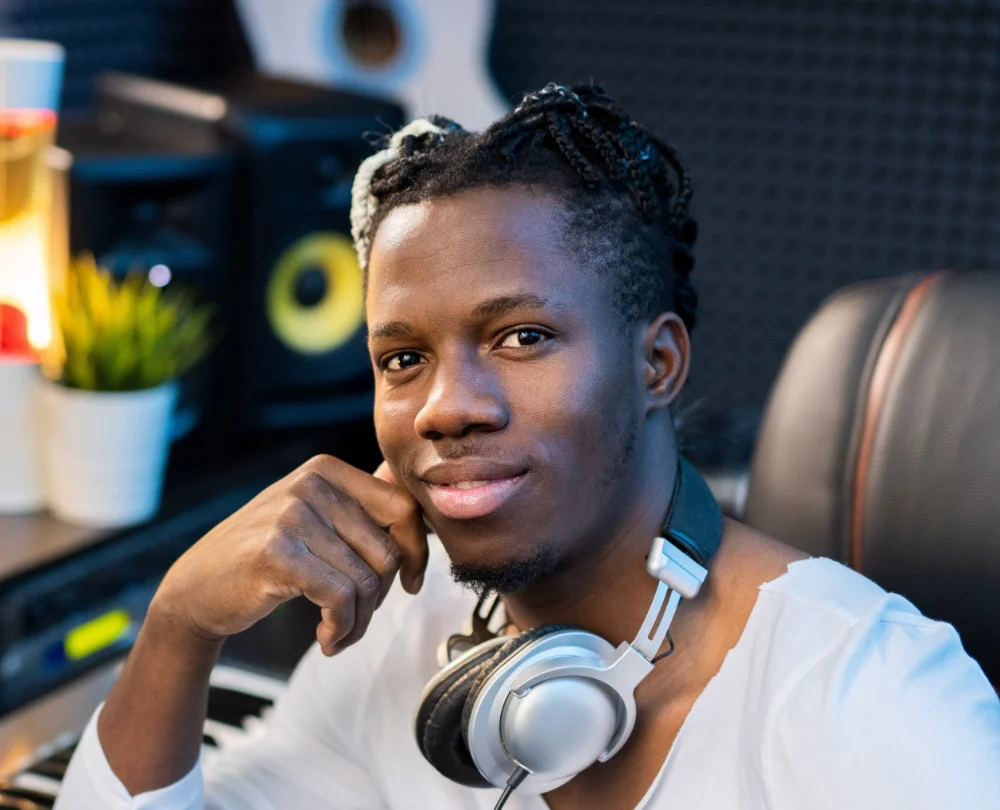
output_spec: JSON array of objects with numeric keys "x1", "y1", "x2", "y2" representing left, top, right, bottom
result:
[
  {"x1": 434, "y1": 521, "x2": 563, "y2": 595},
  {"x1": 448, "y1": 551, "x2": 561, "y2": 595}
]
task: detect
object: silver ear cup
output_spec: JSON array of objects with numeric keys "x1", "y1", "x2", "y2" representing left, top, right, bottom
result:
[
  {"x1": 501, "y1": 676, "x2": 618, "y2": 777},
  {"x1": 464, "y1": 630, "x2": 629, "y2": 794}
]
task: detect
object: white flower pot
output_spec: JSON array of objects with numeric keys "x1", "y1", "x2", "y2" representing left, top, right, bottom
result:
[
  {"x1": 0, "y1": 360, "x2": 44, "y2": 513},
  {"x1": 38, "y1": 380, "x2": 179, "y2": 528}
]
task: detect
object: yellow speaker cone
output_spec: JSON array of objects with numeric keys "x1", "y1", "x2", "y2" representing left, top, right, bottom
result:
[{"x1": 266, "y1": 232, "x2": 365, "y2": 355}]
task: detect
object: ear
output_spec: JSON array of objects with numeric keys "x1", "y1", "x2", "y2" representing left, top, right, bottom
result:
[{"x1": 641, "y1": 312, "x2": 690, "y2": 411}]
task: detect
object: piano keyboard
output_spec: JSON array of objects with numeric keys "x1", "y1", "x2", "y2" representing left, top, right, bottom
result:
[{"x1": 0, "y1": 665, "x2": 287, "y2": 808}]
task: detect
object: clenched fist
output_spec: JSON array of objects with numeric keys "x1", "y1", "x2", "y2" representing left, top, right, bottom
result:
[{"x1": 151, "y1": 454, "x2": 427, "y2": 656}]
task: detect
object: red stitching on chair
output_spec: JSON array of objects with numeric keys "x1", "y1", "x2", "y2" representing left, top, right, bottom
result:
[{"x1": 849, "y1": 272, "x2": 947, "y2": 573}]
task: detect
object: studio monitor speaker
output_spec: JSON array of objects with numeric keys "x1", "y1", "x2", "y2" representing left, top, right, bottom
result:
[
  {"x1": 235, "y1": 0, "x2": 508, "y2": 131},
  {"x1": 57, "y1": 109, "x2": 238, "y2": 441},
  {"x1": 97, "y1": 73, "x2": 404, "y2": 431}
]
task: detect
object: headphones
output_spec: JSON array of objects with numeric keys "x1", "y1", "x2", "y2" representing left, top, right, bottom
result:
[{"x1": 413, "y1": 457, "x2": 724, "y2": 803}]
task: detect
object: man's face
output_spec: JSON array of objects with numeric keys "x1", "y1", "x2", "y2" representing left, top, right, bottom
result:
[{"x1": 366, "y1": 186, "x2": 646, "y2": 592}]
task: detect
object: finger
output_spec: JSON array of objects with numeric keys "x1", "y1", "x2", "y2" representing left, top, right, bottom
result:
[
  {"x1": 373, "y1": 460, "x2": 397, "y2": 485},
  {"x1": 276, "y1": 489, "x2": 385, "y2": 642},
  {"x1": 309, "y1": 534, "x2": 384, "y2": 646},
  {"x1": 327, "y1": 603, "x2": 373, "y2": 654},
  {"x1": 291, "y1": 474, "x2": 402, "y2": 606},
  {"x1": 279, "y1": 547, "x2": 356, "y2": 655},
  {"x1": 299, "y1": 455, "x2": 428, "y2": 593},
  {"x1": 317, "y1": 606, "x2": 357, "y2": 656}
]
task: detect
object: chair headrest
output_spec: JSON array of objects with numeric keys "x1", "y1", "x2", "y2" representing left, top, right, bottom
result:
[{"x1": 745, "y1": 270, "x2": 1000, "y2": 679}]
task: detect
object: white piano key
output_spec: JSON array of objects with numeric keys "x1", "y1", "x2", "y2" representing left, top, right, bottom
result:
[
  {"x1": 208, "y1": 665, "x2": 287, "y2": 702},
  {"x1": 3, "y1": 663, "x2": 291, "y2": 802},
  {"x1": 202, "y1": 718, "x2": 253, "y2": 751},
  {"x1": 8, "y1": 771, "x2": 59, "y2": 798}
]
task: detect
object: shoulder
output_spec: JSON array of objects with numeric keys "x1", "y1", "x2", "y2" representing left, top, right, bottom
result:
[{"x1": 756, "y1": 558, "x2": 1000, "y2": 809}]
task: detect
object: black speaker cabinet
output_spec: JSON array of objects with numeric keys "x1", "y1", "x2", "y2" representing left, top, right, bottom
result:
[
  {"x1": 97, "y1": 73, "x2": 405, "y2": 431},
  {"x1": 56, "y1": 110, "x2": 238, "y2": 443}
]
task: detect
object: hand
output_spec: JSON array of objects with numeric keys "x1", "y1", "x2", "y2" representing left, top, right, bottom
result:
[{"x1": 152, "y1": 455, "x2": 427, "y2": 656}]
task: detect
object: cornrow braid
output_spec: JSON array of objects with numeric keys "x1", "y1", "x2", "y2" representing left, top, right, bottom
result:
[{"x1": 352, "y1": 84, "x2": 699, "y2": 332}]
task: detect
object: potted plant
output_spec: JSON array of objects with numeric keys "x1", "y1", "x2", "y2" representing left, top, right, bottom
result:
[{"x1": 39, "y1": 254, "x2": 214, "y2": 527}]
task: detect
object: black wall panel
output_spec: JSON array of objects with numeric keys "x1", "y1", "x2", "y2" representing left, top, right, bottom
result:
[
  {"x1": 489, "y1": 1, "x2": 1000, "y2": 443},
  {"x1": 0, "y1": 0, "x2": 250, "y2": 111}
]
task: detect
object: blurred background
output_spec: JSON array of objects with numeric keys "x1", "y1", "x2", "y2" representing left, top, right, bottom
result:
[
  {"x1": 0, "y1": 0, "x2": 998, "y2": 798},
  {"x1": 5, "y1": 0, "x2": 998, "y2": 453},
  {"x1": 6, "y1": 0, "x2": 999, "y2": 459}
]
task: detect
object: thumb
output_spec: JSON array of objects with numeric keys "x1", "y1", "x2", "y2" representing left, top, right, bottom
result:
[{"x1": 373, "y1": 460, "x2": 397, "y2": 485}]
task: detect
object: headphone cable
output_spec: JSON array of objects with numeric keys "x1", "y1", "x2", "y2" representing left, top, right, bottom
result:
[{"x1": 493, "y1": 766, "x2": 528, "y2": 810}]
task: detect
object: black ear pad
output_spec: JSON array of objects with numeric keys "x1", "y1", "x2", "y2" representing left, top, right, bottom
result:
[
  {"x1": 460, "y1": 624, "x2": 575, "y2": 748},
  {"x1": 415, "y1": 643, "x2": 499, "y2": 787}
]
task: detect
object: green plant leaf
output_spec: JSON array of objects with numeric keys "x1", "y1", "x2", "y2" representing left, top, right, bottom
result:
[{"x1": 51, "y1": 255, "x2": 216, "y2": 391}]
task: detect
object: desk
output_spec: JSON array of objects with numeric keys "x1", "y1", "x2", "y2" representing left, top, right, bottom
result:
[
  {"x1": 0, "y1": 448, "x2": 325, "y2": 777},
  {"x1": 0, "y1": 512, "x2": 108, "y2": 581}
]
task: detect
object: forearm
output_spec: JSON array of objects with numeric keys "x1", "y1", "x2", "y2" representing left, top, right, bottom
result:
[
  {"x1": 69, "y1": 452, "x2": 425, "y2": 800},
  {"x1": 97, "y1": 602, "x2": 224, "y2": 795}
]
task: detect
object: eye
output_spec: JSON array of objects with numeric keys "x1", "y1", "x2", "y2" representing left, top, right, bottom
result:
[
  {"x1": 498, "y1": 328, "x2": 548, "y2": 349},
  {"x1": 382, "y1": 351, "x2": 423, "y2": 372}
]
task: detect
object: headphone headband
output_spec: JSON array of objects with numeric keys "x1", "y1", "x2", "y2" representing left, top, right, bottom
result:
[{"x1": 662, "y1": 456, "x2": 724, "y2": 566}]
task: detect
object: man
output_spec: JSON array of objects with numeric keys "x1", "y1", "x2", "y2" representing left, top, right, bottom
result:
[{"x1": 58, "y1": 84, "x2": 1000, "y2": 809}]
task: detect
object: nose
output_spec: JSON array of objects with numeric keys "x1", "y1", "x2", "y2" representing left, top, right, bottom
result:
[{"x1": 414, "y1": 349, "x2": 509, "y2": 440}]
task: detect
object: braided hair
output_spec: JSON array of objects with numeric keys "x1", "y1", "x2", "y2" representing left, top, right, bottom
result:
[{"x1": 351, "y1": 83, "x2": 698, "y2": 332}]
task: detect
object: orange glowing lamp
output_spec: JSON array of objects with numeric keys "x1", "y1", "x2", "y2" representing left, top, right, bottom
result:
[{"x1": 0, "y1": 40, "x2": 65, "y2": 353}]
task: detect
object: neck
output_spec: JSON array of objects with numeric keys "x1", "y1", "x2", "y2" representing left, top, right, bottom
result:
[{"x1": 500, "y1": 442, "x2": 717, "y2": 705}]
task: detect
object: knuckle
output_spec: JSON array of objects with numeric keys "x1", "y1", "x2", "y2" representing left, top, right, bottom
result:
[
  {"x1": 296, "y1": 470, "x2": 331, "y2": 498},
  {"x1": 379, "y1": 542, "x2": 403, "y2": 573},
  {"x1": 356, "y1": 570, "x2": 381, "y2": 604},
  {"x1": 278, "y1": 495, "x2": 314, "y2": 528},
  {"x1": 332, "y1": 576, "x2": 357, "y2": 607},
  {"x1": 262, "y1": 528, "x2": 302, "y2": 569},
  {"x1": 303, "y1": 454, "x2": 336, "y2": 475}
]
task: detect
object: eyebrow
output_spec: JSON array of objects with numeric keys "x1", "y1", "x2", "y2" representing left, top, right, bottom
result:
[
  {"x1": 472, "y1": 293, "x2": 550, "y2": 319},
  {"x1": 367, "y1": 293, "x2": 551, "y2": 343},
  {"x1": 367, "y1": 320, "x2": 415, "y2": 342}
]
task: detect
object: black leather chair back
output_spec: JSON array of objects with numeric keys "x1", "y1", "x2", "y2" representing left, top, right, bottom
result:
[{"x1": 745, "y1": 270, "x2": 1000, "y2": 682}]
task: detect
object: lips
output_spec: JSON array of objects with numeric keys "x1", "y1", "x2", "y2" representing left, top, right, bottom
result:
[{"x1": 420, "y1": 460, "x2": 528, "y2": 520}]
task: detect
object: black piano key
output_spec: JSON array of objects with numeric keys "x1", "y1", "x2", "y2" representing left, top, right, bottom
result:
[
  {"x1": 25, "y1": 759, "x2": 66, "y2": 779},
  {"x1": 0, "y1": 799, "x2": 47, "y2": 810},
  {"x1": 46, "y1": 745, "x2": 76, "y2": 765},
  {"x1": 0, "y1": 785, "x2": 55, "y2": 809},
  {"x1": 206, "y1": 685, "x2": 273, "y2": 728}
]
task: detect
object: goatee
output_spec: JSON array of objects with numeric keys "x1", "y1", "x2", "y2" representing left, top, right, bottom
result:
[{"x1": 450, "y1": 547, "x2": 561, "y2": 595}]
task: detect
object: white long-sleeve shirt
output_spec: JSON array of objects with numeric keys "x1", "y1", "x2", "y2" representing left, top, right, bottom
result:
[{"x1": 56, "y1": 537, "x2": 1000, "y2": 809}]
